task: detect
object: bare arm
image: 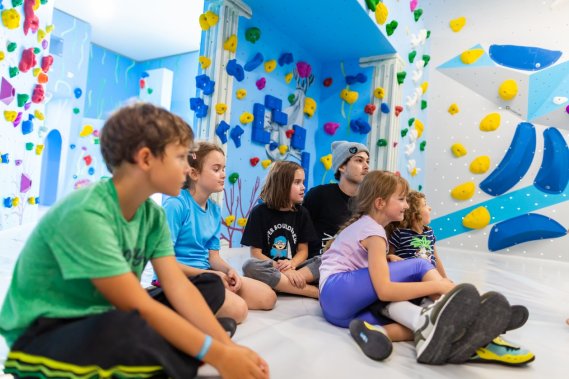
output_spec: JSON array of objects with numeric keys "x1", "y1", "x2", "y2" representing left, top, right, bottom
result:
[
  {"x1": 250, "y1": 246, "x2": 271, "y2": 261},
  {"x1": 209, "y1": 250, "x2": 233, "y2": 273},
  {"x1": 177, "y1": 261, "x2": 209, "y2": 277},
  {"x1": 290, "y1": 242, "x2": 308, "y2": 269},
  {"x1": 433, "y1": 246, "x2": 448, "y2": 279},
  {"x1": 364, "y1": 236, "x2": 449, "y2": 302}
]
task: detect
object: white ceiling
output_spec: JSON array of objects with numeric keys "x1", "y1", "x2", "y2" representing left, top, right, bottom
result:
[{"x1": 54, "y1": 0, "x2": 204, "y2": 61}]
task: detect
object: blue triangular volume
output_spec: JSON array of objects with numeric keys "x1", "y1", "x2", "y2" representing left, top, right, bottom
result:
[
  {"x1": 437, "y1": 44, "x2": 497, "y2": 70},
  {"x1": 527, "y1": 60, "x2": 569, "y2": 121}
]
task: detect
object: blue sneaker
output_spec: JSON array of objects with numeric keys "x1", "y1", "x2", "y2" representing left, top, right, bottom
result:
[{"x1": 470, "y1": 337, "x2": 535, "y2": 366}]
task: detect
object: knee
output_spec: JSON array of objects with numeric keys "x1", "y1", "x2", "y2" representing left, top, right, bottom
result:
[
  {"x1": 260, "y1": 290, "x2": 277, "y2": 310},
  {"x1": 233, "y1": 297, "x2": 249, "y2": 323},
  {"x1": 242, "y1": 259, "x2": 256, "y2": 278}
]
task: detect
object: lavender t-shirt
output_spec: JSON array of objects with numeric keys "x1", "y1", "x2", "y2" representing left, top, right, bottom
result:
[{"x1": 319, "y1": 215, "x2": 387, "y2": 289}]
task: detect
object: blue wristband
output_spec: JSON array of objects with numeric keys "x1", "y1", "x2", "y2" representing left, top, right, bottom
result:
[{"x1": 196, "y1": 335, "x2": 212, "y2": 361}]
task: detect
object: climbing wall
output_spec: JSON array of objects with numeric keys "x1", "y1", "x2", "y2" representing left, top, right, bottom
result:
[{"x1": 0, "y1": 0, "x2": 55, "y2": 229}]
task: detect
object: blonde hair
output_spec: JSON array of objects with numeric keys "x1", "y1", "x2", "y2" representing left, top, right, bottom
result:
[
  {"x1": 183, "y1": 142, "x2": 225, "y2": 190},
  {"x1": 324, "y1": 170, "x2": 409, "y2": 251},
  {"x1": 260, "y1": 161, "x2": 303, "y2": 210}
]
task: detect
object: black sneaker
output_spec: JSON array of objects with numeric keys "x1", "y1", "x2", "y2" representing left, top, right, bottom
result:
[
  {"x1": 349, "y1": 319, "x2": 393, "y2": 361},
  {"x1": 505, "y1": 305, "x2": 529, "y2": 332},
  {"x1": 217, "y1": 317, "x2": 237, "y2": 338}
]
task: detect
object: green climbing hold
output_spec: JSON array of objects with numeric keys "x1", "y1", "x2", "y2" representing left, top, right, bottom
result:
[
  {"x1": 396, "y1": 71, "x2": 406, "y2": 85},
  {"x1": 408, "y1": 117, "x2": 415, "y2": 127},
  {"x1": 420, "y1": 141, "x2": 427, "y2": 151},
  {"x1": 9, "y1": 67, "x2": 19, "y2": 78},
  {"x1": 17, "y1": 94, "x2": 29, "y2": 107},
  {"x1": 376, "y1": 138, "x2": 388, "y2": 147},
  {"x1": 25, "y1": 142, "x2": 34, "y2": 151},
  {"x1": 229, "y1": 172, "x2": 239, "y2": 184},
  {"x1": 386, "y1": 20, "x2": 398, "y2": 36},
  {"x1": 288, "y1": 94, "x2": 296, "y2": 105},
  {"x1": 73, "y1": 108, "x2": 80, "y2": 114},
  {"x1": 147, "y1": 88, "x2": 153, "y2": 95},
  {"x1": 33, "y1": 47, "x2": 40, "y2": 54},
  {"x1": 408, "y1": 50, "x2": 417, "y2": 63},
  {"x1": 401, "y1": 128, "x2": 408, "y2": 137},
  {"x1": 93, "y1": 137, "x2": 100, "y2": 145},
  {"x1": 7, "y1": 42, "x2": 17, "y2": 53},
  {"x1": 421, "y1": 100, "x2": 427, "y2": 110},
  {"x1": 418, "y1": 184, "x2": 423, "y2": 191},
  {"x1": 12, "y1": 0, "x2": 23, "y2": 7},
  {"x1": 414, "y1": 9, "x2": 423, "y2": 22},
  {"x1": 422, "y1": 54, "x2": 431, "y2": 67},
  {"x1": 40, "y1": 0, "x2": 48, "y2": 4},
  {"x1": 365, "y1": 0, "x2": 380, "y2": 11},
  {"x1": 245, "y1": 27, "x2": 261, "y2": 43},
  {"x1": 426, "y1": 30, "x2": 431, "y2": 38}
]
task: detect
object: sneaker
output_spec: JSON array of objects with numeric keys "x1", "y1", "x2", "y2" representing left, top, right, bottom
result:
[
  {"x1": 349, "y1": 319, "x2": 393, "y2": 361},
  {"x1": 414, "y1": 283, "x2": 480, "y2": 365},
  {"x1": 447, "y1": 291, "x2": 512, "y2": 364},
  {"x1": 505, "y1": 305, "x2": 529, "y2": 332},
  {"x1": 217, "y1": 317, "x2": 237, "y2": 338},
  {"x1": 469, "y1": 337, "x2": 535, "y2": 366}
]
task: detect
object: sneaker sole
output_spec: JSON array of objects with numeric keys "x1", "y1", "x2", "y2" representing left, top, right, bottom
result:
[
  {"x1": 447, "y1": 291, "x2": 511, "y2": 363},
  {"x1": 506, "y1": 305, "x2": 529, "y2": 332},
  {"x1": 416, "y1": 283, "x2": 480, "y2": 365},
  {"x1": 349, "y1": 320, "x2": 393, "y2": 361}
]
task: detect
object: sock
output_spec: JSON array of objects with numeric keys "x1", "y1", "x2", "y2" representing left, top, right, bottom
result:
[
  {"x1": 380, "y1": 301, "x2": 422, "y2": 331},
  {"x1": 420, "y1": 297, "x2": 435, "y2": 307}
]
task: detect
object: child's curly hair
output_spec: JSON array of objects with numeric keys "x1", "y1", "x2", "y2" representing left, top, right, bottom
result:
[{"x1": 401, "y1": 191, "x2": 426, "y2": 229}]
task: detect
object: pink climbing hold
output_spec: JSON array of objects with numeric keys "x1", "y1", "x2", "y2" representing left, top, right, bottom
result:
[
  {"x1": 256, "y1": 77, "x2": 266, "y2": 90},
  {"x1": 19, "y1": 48, "x2": 36, "y2": 73},
  {"x1": 410, "y1": 0, "x2": 418, "y2": 12},
  {"x1": 83, "y1": 155, "x2": 93, "y2": 166},
  {"x1": 20, "y1": 173, "x2": 32, "y2": 193},
  {"x1": 323, "y1": 122, "x2": 340, "y2": 135},
  {"x1": 32, "y1": 84, "x2": 44, "y2": 103},
  {"x1": 395, "y1": 105, "x2": 404, "y2": 116},
  {"x1": 364, "y1": 104, "x2": 376, "y2": 115},
  {"x1": 41, "y1": 55, "x2": 54, "y2": 73},
  {"x1": 296, "y1": 61, "x2": 312, "y2": 78},
  {"x1": 566, "y1": 105, "x2": 569, "y2": 114},
  {"x1": 23, "y1": 0, "x2": 39, "y2": 35}
]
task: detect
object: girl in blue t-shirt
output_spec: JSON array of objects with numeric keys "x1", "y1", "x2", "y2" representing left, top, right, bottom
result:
[{"x1": 162, "y1": 142, "x2": 276, "y2": 324}]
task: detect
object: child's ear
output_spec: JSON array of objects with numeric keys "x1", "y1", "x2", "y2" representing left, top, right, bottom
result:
[
  {"x1": 188, "y1": 167, "x2": 200, "y2": 181},
  {"x1": 374, "y1": 197, "x2": 384, "y2": 209},
  {"x1": 134, "y1": 147, "x2": 153, "y2": 170}
]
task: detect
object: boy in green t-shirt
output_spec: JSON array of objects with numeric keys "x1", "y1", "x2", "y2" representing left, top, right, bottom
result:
[{"x1": 0, "y1": 103, "x2": 269, "y2": 379}]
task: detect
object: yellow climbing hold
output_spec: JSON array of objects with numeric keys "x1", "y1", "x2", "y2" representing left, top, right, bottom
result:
[
  {"x1": 223, "y1": 35, "x2": 237, "y2": 53},
  {"x1": 32, "y1": 68, "x2": 41, "y2": 77},
  {"x1": 340, "y1": 89, "x2": 359, "y2": 104},
  {"x1": 449, "y1": 16, "x2": 466, "y2": 32},
  {"x1": 498, "y1": 79, "x2": 518, "y2": 100},
  {"x1": 215, "y1": 103, "x2": 227, "y2": 115},
  {"x1": 261, "y1": 159, "x2": 272, "y2": 169},
  {"x1": 479, "y1": 113, "x2": 501, "y2": 131},
  {"x1": 35, "y1": 144, "x2": 44, "y2": 155},
  {"x1": 462, "y1": 206, "x2": 491, "y2": 229},
  {"x1": 451, "y1": 143, "x2": 467, "y2": 157},
  {"x1": 2, "y1": 9, "x2": 20, "y2": 30},
  {"x1": 34, "y1": 110, "x2": 45, "y2": 120},
  {"x1": 199, "y1": 11, "x2": 219, "y2": 30},
  {"x1": 448, "y1": 103, "x2": 460, "y2": 115},
  {"x1": 4, "y1": 111, "x2": 17, "y2": 122},
  {"x1": 33, "y1": 0, "x2": 40, "y2": 11},
  {"x1": 198, "y1": 14, "x2": 209, "y2": 30},
  {"x1": 470, "y1": 155, "x2": 491, "y2": 174},
  {"x1": 199, "y1": 56, "x2": 211, "y2": 69},
  {"x1": 79, "y1": 125, "x2": 94, "y2": 137},
  {"x1": 237, "y1": 217, "x2": 247, "y2": 227},
  {"x1": 278, "y1": 145, "x2": 288, "y2": 155},
  {"x1": 236, "y1": 89, "x2": 247, "y2": 100},
  {"x1": 264, "y1": 59, "x2": 276, "y2": 73},
  {"x1": 46, "y1": 24, "x2": 55, "y2": 33},
  {"x1": 11, "y1": 197, "x2": 19, "y2": 207},
  {"x1": 414, "y1": 119, "x2": 424, "y2": 138},
  {"x1": 304, "y1": 97, "x2": 316, "y2": 117},
  {"x1": 421, "y1": 82, "x2": 429, "y2": 94},
  {"x1": 451, "y1": 181, "x2": 475, "y2": 201},
  {"x1": 460, "y1": 49, "x2": 484, "y2": 64},
  {"x1": 374, "y1": 87, "x2": 385, "y2": 99},
  {"x1": 375, "y1": 2, "x2": 389, "y2": 25},
  {"x1": 37, "y1": 29, "x2": 46, "y2": 43},
  {"x1": 239, "y1": 112, "x2": 254, "y2": 124},
  {"x1": 0, "y1": 51, "x2": 4, "y2": 61},
  {"x1": 28, "y1": 197, "x2": 36, "y2": 205},
  {"x1": 225, "y1": 215, "x2": 235, "y2": 225},
  {"x1": 285, "y1": 72, "x2": 293, "y2": 84},
  {"x1": 320, "y1": 154, "x2": 332, "y2": 171}
]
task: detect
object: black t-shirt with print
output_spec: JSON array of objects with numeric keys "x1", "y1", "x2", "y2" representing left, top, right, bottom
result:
[{"x1": 241, "y1": 203, "x2": 317, "y2": 260}]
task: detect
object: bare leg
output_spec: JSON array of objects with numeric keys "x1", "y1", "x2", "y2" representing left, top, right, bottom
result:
[
  {"x1": 384, "y1": 323, "x2": 413, "y2": 342},
  {"x1": 274, "y1": 268, "x2": 319, "y2": 299},
  {"x1": 236, "y1": 277, "x2": 277, "y2": 310},
  {"x1": 216, "y1": 289, "x2": 248, "y2": 323}
]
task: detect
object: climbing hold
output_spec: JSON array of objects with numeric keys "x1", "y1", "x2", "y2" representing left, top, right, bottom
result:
[
  {"x1": 278, "y1": 52, "x2": 293, "y2": 66},
  {"x1": 304, "y1": 97, "x2": 316, "y2": 117},
  {"x1": 196, "y1": 74, "x2": 215, "y2": 95},
  {"x1": 34, "y1": 110, "x2": 44, "y2": 120},
  {"x1": 414, "y1": 119, "x2": 424, "y2": 138},
  {"x1": 396, "y1": 71, "x2": 406, "y2": 85},
  {"x1": 4, "y1": 110, "x2": 16, "y2": 122},
  {"x1": 394, "y1": 105, "x2": 403, "y2": 116},
  {"x1": 380, "y1": 103, "x2": 390, "y2": 114},
  {"x1": 419, "y1": 141, "x2": 427, "y2": 151},
  {"x1": 244, "y1": 52, "x2": 263, "y2": 71},
  {"x1": 237, "y1": 218, "x2": 247, "y2": 227},
  {"x1": 9, "y1": 66, "x2": 19, "y2": 78},
  {"x1": 349, "y1": 118, "x2": 371, "y2": 134},
  {"x1": 386, "y1": 20, "x2": 398, "y2": 36},
  {"x1": 409, "y1": 50, "x2": 417, "y2": 63},
  {"x1": 11, "y1": 197, "x2": 19, "y2": 207},
  {"x1": 479, "y1": 113, "x2": 501, "y2": 131},
  {"x1": 7, "y1": 42, "x2": 17, "y2": 53},
  {"x1": 198, "y1": 56, "x2": 211, "y2": 70},
  {"x1": 17, "y1": 94, "x2": 29, "y2": 107},
  {"x1": 215, "y1": 103, "x2": 227, "y2": 115},
  {"x1": 18, "y1": 48, "x2": 36, "y2": 73},
  {"x1": 377, "y1": 139, "x2": 388, "y2": 147},
  {"x1": 37, "y1": 72, "x2": 48, "y2": 84},
  {"x1": 489, "y1": 44, "x2": 562, "y2": 71},
  {"x1": 199, "y1": 11, "x2": 219, "y2": 30},
  {"x1": 340, "y1": 89, "x2": 358, "y2": 104},
  {"x1": 364, "y1": 104, "x2": 376, "y2": 115},
  {"x1": 80, "y1": 124, "x2": 94, "y2": 137},
  {"x1": 230, "y1": 125, "x2": 244, "y2": 147},
  {"x1": 462, "y1": 207, "x2": 491, "y2": 229},
  {"x1": 296, "y1": 61, "x2": 312, "y2": 78},
  {"x1": 250, "y1": 157, "x2": 260, "y2": 166},
  {"x1": 2, "y1": 9, "x2": 20, "y2": 29},
  {"x1": 228, "y1": 172, "x2": 239, "y2": 184},
  {"x1": 422, "y1": 55, "x2": 431, "y2": 67},
  {"x1": 264, "y1": 59, "x2": 276, "y2": 73},
  {"x1": 448, "y1": 103, "x2": 460, "y2": 115},
  {"x1": 460, "y1": 48, "x2": 484, "y2": 64},
  {"x1": 287, "y1": 94, "x2": 296, "y2": 105},
  {"x1": 269, "y1": 142, "x2": 278, "y2": 151},
  {"x1": 285, "y1": 72, "x2": 293, "y2": 84},
  {"x1": 223, "y1": 35, "x2": 237, "y2": 53},
  {"x1": 449, "y1": 16, "x2": 466, "y2": 32},
  {"x1": 365, "y1": 0, "x2": 380, "y2": 11},
  {"x1": 256, "y1": 77, "x2": 266, "y2": 90},
  {"x1": 414, "y1": 8, "x2": 423, "y2": 22},
  {"x1": 451, "y1": 182, "x2": 475, "y2": 201},
  {"x1": 498, "y1": 79, "x2": 518, "y2": 100},
  {"x1": 83, "y1": 155, "x2": 93, "y2": 166},
  {"x1": 320, "y1": 154, "x2": 332, "y2": 170},
  {"x1": 224, "y1": 215, "x2": 236, "y2": 225},
  {"x1": 245, "y1": 27, "x2": 261, "y2": 43},
  {"x1": 553, "y1": 96, "x2": 567, "y2": 105},
  {"x1": 345, "y1": 73, "x2": 367, "y2": 85},
  {"x1": 226, "y1": 59, "x2": 244, "y2": 82},
  {"x1": 37, "y1": 29, "x2": 46, "y2": 43},
  {"x1": 470, "y1": 156, "x2": 490, "y2": 174},
  {"x1": 41, "y1": 55, "x2": 53, "y2": 73},
  {"x1": 236, "y1": 89, "x2": 247, "y2": 100},
  {"x1": 261, "y1": 159, "x2": 272, "y2": 169},
  {"x1": 407, "y1": 160, "x2": 420, "y2": 177},
  {"x1": 421, "y1": 82, "x2": 429, "y2": 93},
  {"x1": 35, "y1": 144, "x2": 44, "y2": 155},
  {"x1": 323, "y1": 122, "x2": 339, "y2": 135},
  {"x1": 239, "y1": 112, "x2": 254, "y2": 124},
  {"x1": 374, "y1": 87, "x2": 385, "y2": 99},
  {"x1": 534, "y1": 127, "x2": 569, "y2": 194},
  {"x1": 375, "y1": 2, "x2": 388, "y2": 25},
  {"x1": 420, "y1": 100, "x2": 427, "y2": 110},
  {"x1": 215, "y1": 121, "x2": 231, "y2": 144},
  {"x1": 451, "y1": 143, "x2": 467, "y2": 157},
  {"x1": 13, "y1": 111, "x2": 22, "y2": 126},
  {"x1": 278, "y1": 145, "x2": 288, "y2": 155},
  {"x1": 189, "y1": 97, "x2": 208, "y2": 118},
  {"x1": 32, "y1": 84, "x2": 44, "y2": 104},
  {"x1": 285, "y1": 129, "x2": 295, "y2": 138},
  {"x1": 323, "y1": 77, "x2": 332, "y2": 87},
  {"x1": 401, "y1": 128, "x2": 408, "y2": 137},
  {"x1": 410, "y1": 0, "x2": 418, "y2": 11},
  {"x1": 73, "y1": 107, "x2": 80, "y2": 114}
]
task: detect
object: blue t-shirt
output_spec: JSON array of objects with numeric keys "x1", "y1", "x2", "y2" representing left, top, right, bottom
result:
[
  {"x1": 163, "y1": 190, "x2": 221, "y2": 270},
  {"x1": 388, "y1": 227, "x2": 437, "y2": 266}
]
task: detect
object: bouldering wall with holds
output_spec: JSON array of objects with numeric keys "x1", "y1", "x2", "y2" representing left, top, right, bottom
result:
[
  {"x1": 423, "y1": 0, "x2": 569, "y2": 262},
  {"x1": 0, "y1": 0, "x2": 55, "y2": 230}
]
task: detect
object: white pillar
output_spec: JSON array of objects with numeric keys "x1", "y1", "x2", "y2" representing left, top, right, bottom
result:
[{"x1": 360, "y1": 54, "x2": 404, "y2": 172}]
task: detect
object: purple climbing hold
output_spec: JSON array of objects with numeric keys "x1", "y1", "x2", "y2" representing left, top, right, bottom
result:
[
  {"x1": 0, "y1": 77, "x2": 15, "y2": 105},
  {"x1": 256, "y1": 77, "x2": 266, "y2": 90},
  {"x1": 15, "y1": 159, "x2": 22, "y2": 166},
  {"x1": 20, "y1": 173, "x2": 32, "y2": 193}
]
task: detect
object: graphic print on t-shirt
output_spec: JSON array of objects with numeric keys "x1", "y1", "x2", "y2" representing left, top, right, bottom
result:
[
  {"x1": 409, "y1": 236, "x2": 433, "y2": 261},
  {"x1": 267, "y1": 223, "x2": 296, "y2": 260},
  {"x1": 270, "y1": 236, "x2": 289, "y2": 259}
]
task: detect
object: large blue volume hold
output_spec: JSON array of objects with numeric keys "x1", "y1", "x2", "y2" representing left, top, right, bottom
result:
[
  {"x1": 489, "y1": 45, "x2": 562, "y2": 71},
  {"x1": 534, "y1": 127, "x2": 569, "y2": 194}
]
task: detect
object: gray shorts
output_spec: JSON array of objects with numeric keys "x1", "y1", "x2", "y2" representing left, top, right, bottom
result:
[{"x1": 242, "y1": 256, "x2": 321, "y2": 289}]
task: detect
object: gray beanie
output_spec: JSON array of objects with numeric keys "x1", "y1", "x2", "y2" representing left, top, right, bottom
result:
[{"x1": 331, "y1": 141, "x2": 369, "y2": 174}]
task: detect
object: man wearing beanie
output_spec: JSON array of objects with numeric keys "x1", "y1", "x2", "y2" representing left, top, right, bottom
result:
[{"x1": 303, "y1": 141, "x2": 370, "y2": 258}]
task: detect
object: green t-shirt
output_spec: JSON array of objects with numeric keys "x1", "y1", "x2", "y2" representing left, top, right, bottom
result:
[{"x1": 0, "y1": 179, "x2": 173, "y2": 347}]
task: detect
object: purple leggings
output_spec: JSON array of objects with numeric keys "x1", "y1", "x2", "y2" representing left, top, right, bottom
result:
[{"x1": 320, "y1": 258, "x2": 434, "y2": 328}]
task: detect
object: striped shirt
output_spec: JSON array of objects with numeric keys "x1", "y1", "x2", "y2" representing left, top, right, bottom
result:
[{"x1": 389, "y1": 227, "x2": 437, "y2": 266}]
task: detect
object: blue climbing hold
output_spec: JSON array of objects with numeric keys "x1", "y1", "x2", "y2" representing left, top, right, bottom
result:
[
  {"x1": 489, "y1": 45, "x2": 562, "y2": 71},
  {"x1": 141, "y1": 71, "x2": 150, "y2": 78},
  {"x1": 226, "y1": 59, "x2": 245, "y2": 82},
  {"x1": 195, "y1": 74, "x2": 215, "y2": 95},
  {"x1": 88, "y1": 167, "x2": 95, "y2": 175},
  {"x1": 269, "y1": 141, "x2": 278, "y2": 151},
  {"x1": 278, "y1": 52, "x2": 293, "y2": 66},
  {"x1": 349, "y1": 118, "x2": 371, "y2": 134},
  {"x1": 480, "y1": 122, "x2": 536, "y2": 196},
  {"x1": 380, "y1": 103, "x2": 390, "y2": 114},
  {"x1": 488, "y1": 213, "x2": 567, "y2": 251},
  {"x1": 230, "y1": 125, "x2": 244, "y2": 147},
  {"x1": 534, "y1": 127, "x2": 569, "y2": 194},
  {"x1": 74, "y1": 88, "x2": 82, "y2": 99},
  {"x1": 244, "y1": 52, "x2": 264, "y2": 72},
  {"x1": 215, "y1": 121, "x2": 231, "y2": 144},
  {"x1": 189, "y1": 97, "x2": 208, "y2": 118},
  {"x1": 345, "y1": 73, "x2": 368, "y2": 85}
]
